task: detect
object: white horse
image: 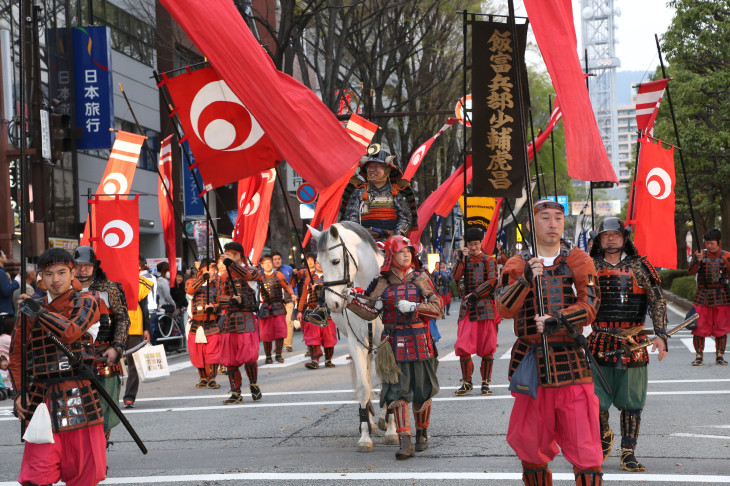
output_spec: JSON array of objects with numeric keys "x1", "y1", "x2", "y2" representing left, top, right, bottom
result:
[{"x1": 308, "y1": 222, "x2": 398, "y2": 452}]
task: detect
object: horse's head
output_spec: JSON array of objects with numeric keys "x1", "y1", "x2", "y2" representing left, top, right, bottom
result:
[{"x1": 311, "y1": 222, "x2": 383, "y2": 315}]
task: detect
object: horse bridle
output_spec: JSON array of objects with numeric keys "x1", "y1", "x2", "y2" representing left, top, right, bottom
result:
[
  {"x1": 321, "y1": 234, "x2": 384, "y2": 355},
  {"x1": 322, "y1": 236, "x2": 359, "y2": 300}
]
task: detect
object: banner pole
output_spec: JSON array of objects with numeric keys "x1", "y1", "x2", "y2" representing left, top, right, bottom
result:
[
  {"x1": 583, "y1": 49, "x2": 595, "y2": 231},
  {"x1": 508, "y1": 0, "x2": 551, "y2": 383},
  {"x1": 655, "y1": 34, "x2": 700, "y2": 250},
  {"x1": 548, "y1": 95, "x2": 558, "y2": 198},
  {"x1": 528, "y1": 108, "x2": 544, "y2": 200},
  {"x1": 462, "y1": 10, "x2": 470, "y2": 233}
]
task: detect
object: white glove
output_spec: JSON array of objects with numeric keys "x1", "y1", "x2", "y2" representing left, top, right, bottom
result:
[{"x1": 397, "y1": 300, "x2": 417, "y2": 313}]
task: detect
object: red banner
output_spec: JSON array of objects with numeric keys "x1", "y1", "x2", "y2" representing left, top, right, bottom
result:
[
  {"x1": 345, "y1": 114, "x2": 378, "y2": 149},
  {"x1": 481, "y1": 198, "x2": 503, "y2": 256},
  {"x1": 162, "y1": 67, "x2": 282, "y2": 192},
  {"x1": 403, "y1": 119, "x2": 458, "y2": 181},
  {"x1": 157, "y1": 135, "x2": 177, "y2": 282},
  {"x1": 80, "y1": 130, "x2": 145, "y2": 244},
  {"x1": 409, "y1": 157, "x2": 473, "y2": 244},
  {"x1": 523, "y1": 0, "x2": 617, "y2": 183},
  {"x1": 158, "y1": 0, "x2": 363, "y2": 191},
  {"x1": 90, "y1": 196, "x2": 140, "y2": 309},
  {"x1": 232, "y1": 168, "x2": 276, "y2": 264},
  {"x1": 630, "y1": 138, "x2": 676, "y2": 269}
]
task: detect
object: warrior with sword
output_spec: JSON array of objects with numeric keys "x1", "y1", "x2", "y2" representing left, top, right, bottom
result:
[
  {"x1": 10, "y1": 248, "x2": 108, "y2": 486},
  {"x1": 587, "y1": 217, "x2": 669, "y2": 472}
]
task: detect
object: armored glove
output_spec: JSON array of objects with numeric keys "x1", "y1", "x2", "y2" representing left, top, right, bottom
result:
[{"x1": 397, "y1": 300, "x2": 417, "y2": 313}]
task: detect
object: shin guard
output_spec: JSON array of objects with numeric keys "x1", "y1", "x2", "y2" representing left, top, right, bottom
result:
[
  {"x1": 324, "y1": 346, "x2": 334, "y2": 361},
  {"x1": 197, "y1": 368, "x2": 207, "y2": 379},
  {"x1": 413, "y1": 399, "x2": 432, "y2": 430},
  {"x1": 459, "y1": 356, "x2": 474, "y2": 383},
  {"x1": 716, "y1": 334, "x2": 727, "y2": 354},
  {"x1": 693, "y1": 336, "x2": 705, "y2": 354},
  {"x1": 244, "y1": 362, "x2": 258, "y2": 384},
  {"x1": 228, "y1": 368, "x2": 242, "y2": 392},
  {"x1": 521, "y1": 461, "x2": 552, "y2": 486},
  {"x1": 574, "y1": 466, "x2": 603, "y2": 486},
  {"x1": 620, "y1": 408, "x2": 642, "y2": 451},
  {"x1": 207, "y1": 364, "x2": 219, "y2": 380},
  {"x1": 480, "y1": 356, "x2": 494, "y2": 383},
  {"x1": 274, "y1": 338, "x2": 284, "y2": 355},
  {"x1": 310, "y1": 345, "x2": 322, "y2": 361},
  {"x1": 263, "y1": 341, "x2": 273, "y2": 357},
  {"x1": 389, "y1": 400, "x2": 411, "y2": 435}
]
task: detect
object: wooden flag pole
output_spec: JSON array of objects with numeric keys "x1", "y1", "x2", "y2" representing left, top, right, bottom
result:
[{"x1": 508, "y1": 0, "x2": 551, "y2": 384}]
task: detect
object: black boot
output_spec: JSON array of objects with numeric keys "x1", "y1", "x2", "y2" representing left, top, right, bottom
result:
[{"x1": 415, "y1": 428, "x2": 428, "y2": 452}]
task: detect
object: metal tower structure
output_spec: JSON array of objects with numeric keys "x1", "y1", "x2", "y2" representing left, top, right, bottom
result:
[{"x1": 581, "y1": 0, "x2": 621, "y2": 177}]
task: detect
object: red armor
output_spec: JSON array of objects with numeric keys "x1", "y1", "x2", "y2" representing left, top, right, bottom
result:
[
  {"x1": 300, "y1": 273, "x2": 324, "y2": 311},
  {"x1": 218, "y1": 265, "x2": 259, "y2": 333},
  {"x1": 588, "y1": 259, "x2": 650, "y2": 368},
  {"x1": 499, "y1": 249, "x2": 599, "y2": 388},
  {"x1": 259, "y1": 272, "x2": 287, "y2": 318},
  {"x1": 189, "y1": 277, "x2": 221, "y2": 335},
  {"x1": 694, "y1": 251, "x2": 730, "y2": 306},
  {"x1": 380, "y1": 272, "x2": 433, "y2": 363},
  {"x1": 453, "y1": 253, "x2": 498, "y2": 321},
  {"x1": 10, "y1": 290, "x2": 104, "y2": 433}
]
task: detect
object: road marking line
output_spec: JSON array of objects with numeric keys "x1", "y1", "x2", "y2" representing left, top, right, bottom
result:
[
  {"x1": 1, "y1": 471, "x2": 727, "y2": 484},
  {"x1": 440, "y1": 351, "x2": 458, "y2": 361},
  {"x1": 672, "y1": 433, "x2": 730, "y2": 440},
  {"x1": 4, "y1": 390, "x2": 729, "y2": 421}
]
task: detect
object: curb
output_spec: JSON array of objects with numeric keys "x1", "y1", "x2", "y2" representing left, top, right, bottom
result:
[{"x1": 662, "y1": 289, "x2": 693, "y2": 313}]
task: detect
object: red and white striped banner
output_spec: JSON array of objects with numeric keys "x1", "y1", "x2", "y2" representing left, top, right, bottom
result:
[
  {"x1": 80, "y1": 130, "x2": 145, "y2": 245},
  {"x1": 345, "y1": 114, "x2": 378, "y2": 149},
  {"x1": 403, "y1": 118, "x2": 458, "y2": 180},
  {"x1": 635, "y1": 78, "x2": 669, "y2": 135},
  {"x1": 157, "y1": 135, "x2": 177, "y2": 282}
]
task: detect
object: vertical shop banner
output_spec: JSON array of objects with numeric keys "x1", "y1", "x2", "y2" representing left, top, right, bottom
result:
[
  {"x1": 72, "y1": 26, "x2": 114, "y2": 150},
  {"x1": 90, "y1": 196, "x2": 140, "y2": 310},
  {"x1": 181, "y1": 141, "x2": 206, "y2": 219},
  {"x1": 472, "y1": 19, "x2": 529, "y2": 198}
]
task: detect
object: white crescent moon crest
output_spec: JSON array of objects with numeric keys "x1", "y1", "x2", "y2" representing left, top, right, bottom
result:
[
  {"x1": 189, "y1": 81, "x2": 265, "y2": 152},
  {"x1": 646, "y1": 168, "x2": 672, "y2": 200},
  {"x1": 243, "y1": 193, "x2": 261, "y2": 216},
  {"x1": 160, "y1": 176, "x2": 170, "y2": 197},
  {"x1": 102, "y1": 173, "x2": 128, "y2": 195},
  {"x1": 101, "y1": 220, "x2": 134, "y2": 249},
  {"x1": 410, "y1": 146, "x2": 427, "y2": 166}
]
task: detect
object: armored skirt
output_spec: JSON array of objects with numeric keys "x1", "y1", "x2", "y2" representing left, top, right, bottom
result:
[{"x1": 382, "y1": 356, "x2": 440, "y2": 405}]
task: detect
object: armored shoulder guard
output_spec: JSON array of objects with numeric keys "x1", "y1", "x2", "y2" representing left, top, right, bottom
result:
[
  {"x1": 338, "y1": 176, "x2": 366, "y2": 221},
  {"x1": 637, "y1": 255, "x2": 662, "y2": 286},
  {"x1": 395, "y1": 179, "x2": 419, "y2": 231}
]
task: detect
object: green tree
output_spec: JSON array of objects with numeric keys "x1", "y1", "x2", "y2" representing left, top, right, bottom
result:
[{"x1": 656, "y1": 1, "x2": 730, "y2": 262}]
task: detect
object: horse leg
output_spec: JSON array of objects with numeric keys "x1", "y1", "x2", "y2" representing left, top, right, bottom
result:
[{"x1": 348, "y1": 337, "x2": 374, "y2": 452}]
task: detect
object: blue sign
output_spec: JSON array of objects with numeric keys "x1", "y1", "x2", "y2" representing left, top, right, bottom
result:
[
  {"x1": 182, "y1": 142, "x2": 206, "y2": 218},
  {"x1": 546, "y1": 195, "x2": 569, "y2": 215},
  {"x1": 73, "y1": 26, "x2": 114, "y2": 150}
]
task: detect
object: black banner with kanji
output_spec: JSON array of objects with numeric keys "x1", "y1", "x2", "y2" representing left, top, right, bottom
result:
[{"x1": 472, "y1": 19, "x2": 529, "y2": 198}]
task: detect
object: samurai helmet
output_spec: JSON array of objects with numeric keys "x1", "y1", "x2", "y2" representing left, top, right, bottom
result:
[
  {"x1": 590, "y1": 217, "x2": 637, "y2": 257},
  {"x1": 357, "y1": 144, "x2": 403, "y2": 181},
  {"x1": 73, "y1": 245, "x2": 98, "y2": 266},
  {"x1": 380, "y1": 235, "x2": 420, "y2": 274}
]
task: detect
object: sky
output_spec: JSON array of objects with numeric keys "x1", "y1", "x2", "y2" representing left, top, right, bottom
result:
[
  {"x1": 513, "y1": 0, "x2": 677, "y2": 75},
  {"x1": 574, "y1": 0, "x2": 677, "y2": 73}
]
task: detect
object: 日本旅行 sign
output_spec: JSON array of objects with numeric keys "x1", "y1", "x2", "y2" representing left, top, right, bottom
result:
[{"x1": 73, "y1": 26, "x2": 115, "y2": 150}]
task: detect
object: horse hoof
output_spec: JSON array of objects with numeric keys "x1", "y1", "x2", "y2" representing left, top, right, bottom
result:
[
  {"x1": 377, "y1": 418, "x2": 388, "y2": 432},
  {"x1": 385, "y1": 434, "x2": 399, "y2": 445},
  {"x1": 357, "y1": 443, "x2": 374, "y2": 453}
]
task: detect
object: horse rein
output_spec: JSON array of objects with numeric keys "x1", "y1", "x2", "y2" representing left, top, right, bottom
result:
[{"x1": 320, "y1": 234, "x2": 385, "y2": 355}]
